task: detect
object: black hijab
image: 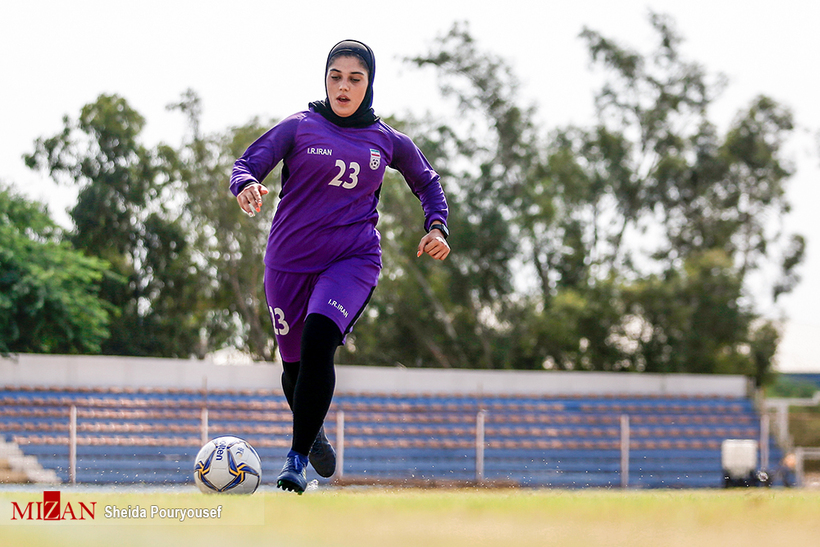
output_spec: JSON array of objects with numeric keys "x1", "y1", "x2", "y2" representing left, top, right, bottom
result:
[{"x1": 310, "y1": 39, "x2": 379, "y2": 128}]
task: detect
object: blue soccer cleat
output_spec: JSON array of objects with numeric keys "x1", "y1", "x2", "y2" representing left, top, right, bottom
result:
[
  {"x1": 277, "y1": 452, "x2": 308, "y2": 494},
  {"x1": 309, "y1": 426, "x2": 337, "y2": 478}
]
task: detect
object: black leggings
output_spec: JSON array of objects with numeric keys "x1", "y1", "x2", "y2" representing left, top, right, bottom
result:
[{"x1": 281, "y1": 313, "x2": 342, "y2": 456}]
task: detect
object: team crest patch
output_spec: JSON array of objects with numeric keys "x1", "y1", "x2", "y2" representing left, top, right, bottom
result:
[{"x1": 369, "y1": 149, "x2": 381, "y2": 170}]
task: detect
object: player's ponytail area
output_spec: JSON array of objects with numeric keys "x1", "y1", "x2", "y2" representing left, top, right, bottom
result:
[{"x1": 2, "y1": 486, "x2": 819, "y2": 546}]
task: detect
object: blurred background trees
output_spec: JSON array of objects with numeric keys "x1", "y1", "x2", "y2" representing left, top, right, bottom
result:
[
  {"x1": 349, "y1": 16, "x2": 802, "y2": 387},
  {"x1": 5, "y1": 14, "x2": 804, "y2": 385},
  {"x1": 24, "y1": 93, "x2": 203, "y2": 357},
  {"x1": 22, "y1": 91, "x2": 277, "y2": 360},
  {"x1": 0, "y1": 183, "x2": 109, "y2": 354}
]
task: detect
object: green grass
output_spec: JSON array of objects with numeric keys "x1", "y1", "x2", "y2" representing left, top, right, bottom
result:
[{"x1": 2, "y1": 486, "x2": 820, "y2": 547}]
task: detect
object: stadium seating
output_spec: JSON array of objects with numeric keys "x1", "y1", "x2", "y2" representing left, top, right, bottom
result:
[{"x1": 0, "y1": 385, "x2": 781, "y2": 488}]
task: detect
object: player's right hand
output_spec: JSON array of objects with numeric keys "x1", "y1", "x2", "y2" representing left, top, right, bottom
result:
[{"x1": 237, "y1": 183, "x2": 269, "y2": 217}]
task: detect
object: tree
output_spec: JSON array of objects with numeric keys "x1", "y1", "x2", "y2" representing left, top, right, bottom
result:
[
  {"x1": 167, "y1": 90, "x2": 277, "y2": 360},
  {"x1": 352, "y1": 16, "x2": 802, "y2": 383},
  {"x1": 0, "y1": 183, "x2": 110, "y2": 354},
  {"x1": 19, "y1": 15, "x2": 802, "y2": 384},
  {"x1": 25, "y1": 94, "x2": 204, "y2": 357},
  {"x1": 344, "y1": 21, "x2": 536, "y2": 370},
  {"x1": 568, "y1": 13, "x2": 801, "y2": 382}
]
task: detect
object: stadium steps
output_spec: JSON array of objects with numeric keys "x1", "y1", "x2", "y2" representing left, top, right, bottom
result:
[{"x1": 0, "y1": 437, "x2": 61, "y2": 484}]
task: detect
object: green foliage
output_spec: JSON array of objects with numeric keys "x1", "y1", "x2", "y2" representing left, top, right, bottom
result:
[
  {"x1": 22, "y1": 90, "x2": 280, "y2": 360},
  {"x1": 766, "y1": 375, "x2": 818, "y2": 399},
  {"x1": 349, "y1": 23, "x2": 540, "y2": 370},
  {"x1": 349, "y1": 15, "x2": 802, "y2": 382},
  {"x1": 19, "y1": 15, "x2": 803, "y2": 382},
  {"x1": 0, "y1": 183, "x2": 110, "y2": 354},
  {"x1": 25, "y1": 94, "x2": 204, "y2": 357},
  {"x1": 167, "y1": 90, "x2": 277, "y2": 360}
]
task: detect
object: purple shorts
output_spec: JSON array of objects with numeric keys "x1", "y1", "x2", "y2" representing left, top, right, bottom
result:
[{"x1": 264, "y1": 257, "x2": 380, "y2": 362}]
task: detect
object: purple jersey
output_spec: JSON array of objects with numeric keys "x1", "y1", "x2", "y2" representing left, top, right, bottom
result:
[{"x1": 231, "y1": 109, "x2": 448, "y2": 273}]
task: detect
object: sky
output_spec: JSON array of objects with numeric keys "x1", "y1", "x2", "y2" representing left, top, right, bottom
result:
[{"x1": 1, "y1": 0, "x2": 818, "y2": 371}]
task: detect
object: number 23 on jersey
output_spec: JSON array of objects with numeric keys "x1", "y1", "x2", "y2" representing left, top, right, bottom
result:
[{"x1": 329, "y1": 160, "x2": 359, "y2": 189}]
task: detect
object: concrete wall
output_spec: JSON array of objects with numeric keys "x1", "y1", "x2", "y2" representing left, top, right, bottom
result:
[
  {"x1": 0, "y1": 354, "x2": 751, "y2": 397},
  {"x1": 335, "y1": 365, "x2": 751, "y2": 397}
]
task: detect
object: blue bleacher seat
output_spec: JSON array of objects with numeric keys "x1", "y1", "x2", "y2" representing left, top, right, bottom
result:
[{"x1": 0, "y1": 384, "x2": 781, "y2": 488}]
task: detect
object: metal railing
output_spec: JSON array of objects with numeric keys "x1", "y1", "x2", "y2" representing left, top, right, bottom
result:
[
  {"x1": 55, "y1": 403, "x2": 638, "y2": 486},
  {"x1": 0, "y1": 392, "x2": 777, "y2": 488}
]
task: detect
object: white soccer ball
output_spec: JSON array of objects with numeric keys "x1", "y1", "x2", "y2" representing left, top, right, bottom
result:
[{"x1": 194, "y1": 436, "x2": 262, "y2": 494}]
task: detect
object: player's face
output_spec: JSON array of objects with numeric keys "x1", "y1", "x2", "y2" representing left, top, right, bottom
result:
[{"x1": 326, "y1": 56, "x2": 369, "y2": 118}]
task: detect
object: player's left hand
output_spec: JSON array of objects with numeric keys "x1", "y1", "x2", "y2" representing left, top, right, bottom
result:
[{"x1": 417, "y1": 229, "x2": 450, "y2": 261}]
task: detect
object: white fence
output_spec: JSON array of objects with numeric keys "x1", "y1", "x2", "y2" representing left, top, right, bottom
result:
[{"x1": 62, "y1": 404, "x2": 641, "y2": 488}]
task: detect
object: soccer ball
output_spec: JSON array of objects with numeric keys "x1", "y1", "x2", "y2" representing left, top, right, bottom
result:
[{"x1": 194, "y1": 436, "x2": 262, "y2": 494}]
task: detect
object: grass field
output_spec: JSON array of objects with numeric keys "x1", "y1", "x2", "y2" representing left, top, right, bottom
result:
[{"x1": 2, "y1": 486, "x2": 820, "y2": 547}]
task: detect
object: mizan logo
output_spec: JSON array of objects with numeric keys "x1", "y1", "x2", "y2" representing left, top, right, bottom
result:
[{"x1": 10, "y1": 490, "x2": 96, "y2": 521}]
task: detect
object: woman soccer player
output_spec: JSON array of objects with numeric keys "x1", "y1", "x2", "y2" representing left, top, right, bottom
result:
[{"x1": 230, "y1": 39, "x2": 450, "y2": 493}]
